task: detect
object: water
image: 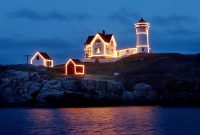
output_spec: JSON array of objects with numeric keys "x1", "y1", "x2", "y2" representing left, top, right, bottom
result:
[{"x1": 0, "y1": 107, "x2": 200, "y2": 135}]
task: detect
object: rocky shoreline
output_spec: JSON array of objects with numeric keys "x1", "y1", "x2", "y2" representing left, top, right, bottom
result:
[
  {"x1": 0, "y1": 67, "x2": 148, "y2": 107},
  {"x1": 1, "y1": 53, "x2": 200, "y2": 107}
]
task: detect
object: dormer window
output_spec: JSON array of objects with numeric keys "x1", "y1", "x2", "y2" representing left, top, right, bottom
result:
[
  {"x1": 95, "y1": 39, "x2": 102, "y2": 45},
  {"x1": 111, "y1": 41, "x2": 114, "y2": 46}
]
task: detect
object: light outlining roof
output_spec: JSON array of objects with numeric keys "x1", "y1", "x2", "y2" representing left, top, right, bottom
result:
[
  {"x1": 90, "y1": 33, "x2": 110, "y2": 45},
  {"x1": 84, "y1": 18, "x2": 151, "y2": 59},
  {"x1": 30, "y1": 51, "x2": 53, "y2": 68},
  {"x1": 65, "y1": 59, "x2": 85, "y2": 75},
  {"x1": 86, "y1": 33, "x2": 114, "y2": 45},
  {"x1": 85, "y1": 33, "x2": 118, "y2": 58}
]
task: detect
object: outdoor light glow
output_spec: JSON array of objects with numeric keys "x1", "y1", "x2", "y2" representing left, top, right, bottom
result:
[
  {"x1": 30, "y1": 52, "x2": 53, "y2": 68},
  {"x1": 85, "y1": 33, "x2": 118, "y2": 59},
  {"x1": 65, "y1": 59, "x2": 85, "y2": 75},
  {"x1": 96, "y1": 48, "x2": 101, "y2": 53},
  {"x1": 135, "y1": 20, "x2": 150, "y2": 53},
  {"x1": 84, "y1": 18, "x2": 151, "y2": 61}
]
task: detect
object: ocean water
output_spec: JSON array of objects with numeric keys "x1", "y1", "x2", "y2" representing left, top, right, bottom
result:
[{"x1": 0, "y1": 106, "x2": 200, "y2": 135}]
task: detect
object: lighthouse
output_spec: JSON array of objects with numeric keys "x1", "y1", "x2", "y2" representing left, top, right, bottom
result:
[{"x1": 135, "y1": 18, "x2": 150, "y2": 53}]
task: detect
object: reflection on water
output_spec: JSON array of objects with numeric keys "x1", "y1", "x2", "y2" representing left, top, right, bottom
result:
[
  {"x1": 0, "y1": 107, "x2": 200, "y2": 135},
  {"x1": 58, "y1": 107, "x2": 159, "y2": 135}
]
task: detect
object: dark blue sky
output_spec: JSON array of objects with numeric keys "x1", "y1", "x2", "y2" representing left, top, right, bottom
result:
[{"x1": 0, "y1": 0, "x2": 200, "y2": 64}]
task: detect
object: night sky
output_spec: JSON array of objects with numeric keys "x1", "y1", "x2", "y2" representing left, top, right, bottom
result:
[{"x1": 0, "y1": 0, "x2": 200, "y2": 65}]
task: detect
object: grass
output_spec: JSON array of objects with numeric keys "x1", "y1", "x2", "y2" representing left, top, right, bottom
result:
[{"x1": 49, "y1": 53, "x2": 200, "y2": 78}]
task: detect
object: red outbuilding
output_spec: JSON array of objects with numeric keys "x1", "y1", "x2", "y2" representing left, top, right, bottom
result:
[{"x1": 65, "y1": 59, "x2": 85, "y2": 75}]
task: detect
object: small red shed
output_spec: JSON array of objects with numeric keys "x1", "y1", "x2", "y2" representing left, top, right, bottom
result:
[{"x1": 65, "y1": 59, "x2": 85, "y2": 75}]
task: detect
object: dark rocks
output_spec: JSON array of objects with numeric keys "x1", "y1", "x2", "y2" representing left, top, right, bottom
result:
[
  {"x1": 1, "y1": 55, "x2": 200, "y2": 107},
  {"x1": 0, "y1": 68, "x2": 124, "y2": 106},
  {"x1": 122, "y1": 91, "x2": 133, "y2": 100},
  {"x1": 36, "y1": 80, "x2": 64, "y2": 102},
  {"x1": 62, "y1": 77, "x2": 81, "y2": 91},
  {"x1": 133, "y1": 83, "x2": 157, "y2": 100},
  {"x1": 81, "y1": 78, "x2": 122, "y2": 93},
  {"x1": 0, "y1": 87, "x2": 17, "y2": 103},
  {"x1": 122, "y1": 83, "x2": 158, "y2": 104}
]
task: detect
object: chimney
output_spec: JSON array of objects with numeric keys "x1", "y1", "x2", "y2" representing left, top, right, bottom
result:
[{"x1": 102, "y1": 30, "x2": 105, "y2": 35}]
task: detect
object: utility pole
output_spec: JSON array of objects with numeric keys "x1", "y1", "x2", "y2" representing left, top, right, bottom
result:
[{"x1": 24, "y1": 55, "x2": 30, "y2": 64}]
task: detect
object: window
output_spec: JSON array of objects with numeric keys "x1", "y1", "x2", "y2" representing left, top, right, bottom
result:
[
  {"x1": 46, "y1": 61, "x2": 52, "y2": 67},
  {"x1": 36, "y1": 56, "x2": 39, "y2": 60},
  {"x1": 111, "y1": 49, "x2": 113, "y2": 53},
  {"x1": 95, "y1": 39, "x2": 102, "y2": 45},
  {"x1": 85, "y1": 54, "x2": 89, "y2": 58},
  {"x1": 106, "y1": 48, "x2": 109, "y2": 53},
  {"x1": 111, "y1": 41, "x2": 114, "y2": 46},
  {"x1": 142, "y1": 48, "x2": 145, "y2": 52},
  {"x1": 95, "y1": 48, "x2": 101, "y2": 53}
]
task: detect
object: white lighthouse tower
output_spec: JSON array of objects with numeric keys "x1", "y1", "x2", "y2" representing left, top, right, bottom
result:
[{"x1": 135, "y1": 18, "x2": 150, "y2": 53}]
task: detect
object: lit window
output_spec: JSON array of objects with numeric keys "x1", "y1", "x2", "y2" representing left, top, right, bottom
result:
[
  {"x1": 106, "y1": 48, "x2": 109, "y2": 53},
  {"x1": 95, "y1": 39, "x2": 102, "y2": 45},
  {"x1": 95, "y1": 48, "x2": 101, "y2": 53}
]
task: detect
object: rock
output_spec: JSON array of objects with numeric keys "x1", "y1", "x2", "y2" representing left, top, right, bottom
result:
[
  {"x1": 19, "y1": 81, "x2": 43, "y2": 101},
  {"x1": 36, "y1": 80, "x2": 64, "y2": 102},
  {"x1": 134, "y1": 83, "x2": 152, "y2": 92},
  {"x1": 0, "y1": 87, "x2": 17, "y2": 103},
  {"x1": 81, "y1": 78, "x2": 122, "y2": 99},
  {"x1": 122, "y1": 91, "x2": 133, "y2": 100},
  {"x1": 146, "y1": 89, "x2": 157, "y2": 101},
  {"x1": 6, "y1": 70, "x2": 30, "y2": 81},
  {"x1": 0, "y1": 78, "x2": 11, "y2": 88},
  {"x1": 132, "y1": 83, "x2": 157, "y2": 101},
  {"x1": 133, "y1": 83, "x2": 152, "y2": 97},
  {"x1": 61, "y1": 77, "x2": 81, "y2": 91},
  {"x1": 81, "y1": 78, "x2": 122, "y2": 93},
  {"x1": 0, "y1": 68, "x2": 124, "y2": 105},
  {"x1": 106, "y1": 80, "x2": 122, "y2": 93},
  {"x1": 28, "y1": 81, "x2": 43, "y2": 92}
]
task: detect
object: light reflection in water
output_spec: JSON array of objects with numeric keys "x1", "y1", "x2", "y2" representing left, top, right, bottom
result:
[
  {"x1": 1, "y1": 107, "x2": 200, "y2": 135},
  {"x1": 58, "y1": 106, "x2": 161, "y2": 135},
  {"x1": 0, "y1": 107, "x2": 165, "y2": 135},
  {"x1": 26, "y1": 109, "x2": 67, "y2": 135}
]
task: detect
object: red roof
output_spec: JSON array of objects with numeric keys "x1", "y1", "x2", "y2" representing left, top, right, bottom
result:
[
  {"x1": 98, "y1": 33, "x2": 113, "y2": 43},
  {"x1": 85, "y1": 32, "x2": 113, "y2": 44},
  {"x1": 39, "y1": 52, "x2": 52, "y2": 60},
  {"x1": 85, "y1": 36, "x2": 95, "y2": 44}
]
